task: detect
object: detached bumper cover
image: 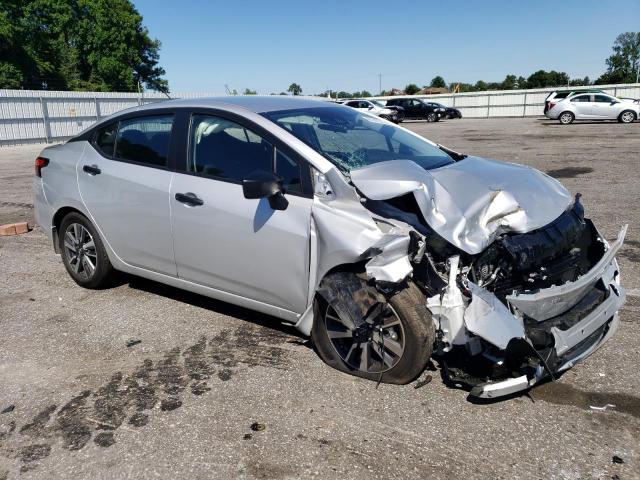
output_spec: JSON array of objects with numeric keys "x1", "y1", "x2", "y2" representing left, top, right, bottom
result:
[{"x1": 469, "y1": 224, "x2": 627, "y2": 399}]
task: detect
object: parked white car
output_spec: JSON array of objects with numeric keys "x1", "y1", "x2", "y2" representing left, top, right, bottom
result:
[
  {"x1": 546, "y1": 92, "x2": 639, "y2": 124},
  {"x1": 341, "y1": 99, "x2": 401, "y2": 123}
]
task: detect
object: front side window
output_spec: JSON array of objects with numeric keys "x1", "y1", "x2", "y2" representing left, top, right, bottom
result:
[
  {"x1": 189, "y1": 114, "x2": 305, "y2": 193},
  {"x1": 570, "y1": 95, "x2": 591, "y2": 103},
  {"x1": 114, "y1": 115, "x2": 173, "y2": 167},
  {"x1": 594, "y1": 94, "x2": 614, "y2": 103},
  {"x1": 262, "y1": 106, "x2": 453, "y2": 174}
]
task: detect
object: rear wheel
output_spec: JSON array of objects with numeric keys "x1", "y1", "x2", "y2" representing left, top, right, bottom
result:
[
  {"x1": 619, "y1": 110, "x2": 636, "y2": 123},
  {"x1": 59, "y1": 212, "x2": 116, "y2": 289},
  {"x1": 312, "y1": 278, "x2": 434, "y2": 384},
  {"x1": 559, "y1": 111, "x2": 574, "y2": 124},
  {"x1": 426, "y1": 112, "x2": 437, "y2": 122}
]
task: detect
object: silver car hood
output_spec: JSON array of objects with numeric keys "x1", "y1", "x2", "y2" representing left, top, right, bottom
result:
[{"x1": 350, "y1": 157, "x2": 573, "y2": 255}]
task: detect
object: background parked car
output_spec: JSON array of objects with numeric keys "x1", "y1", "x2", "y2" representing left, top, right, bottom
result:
[
  {"x1": 342, "y1": 99, "x2": 402, "y2": 123},
  {"x1": 386, "y1": 98, "x2": 444, "y2": 122},
  {"x1": 543, "y1": 89, "x2": 603, "y2": 114},
  {"x1": 424, "y1": 101, "x2": 462, "y2": 119},
  {"x1": 545, "y1": 92, "x2": 639, "y2": 124}
]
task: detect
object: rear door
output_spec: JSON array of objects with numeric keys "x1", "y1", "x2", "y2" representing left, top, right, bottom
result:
[
  {"x1": 568, "y1": 94, "x2": 593, "y2": 118},
  {"x1": 170, "y1": 112, "x2": 313, "y2": 313},
  {"x1": 77, "y1": 114, "x2": 177, "y2": 275}
]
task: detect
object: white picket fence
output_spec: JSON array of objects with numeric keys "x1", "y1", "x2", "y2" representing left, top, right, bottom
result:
[{"x1": 1, "y1": 84, "x2": 639, "y2": 146}]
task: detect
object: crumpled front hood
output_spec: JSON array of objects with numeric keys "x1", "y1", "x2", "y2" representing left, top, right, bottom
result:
[{"x1": 350, "y1": 157, "x2": 573, "y2": 254}]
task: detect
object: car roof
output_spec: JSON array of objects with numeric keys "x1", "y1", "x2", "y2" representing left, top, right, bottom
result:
[{"x1": 132, "y1": 96, "x2": 335, "y2": 114}]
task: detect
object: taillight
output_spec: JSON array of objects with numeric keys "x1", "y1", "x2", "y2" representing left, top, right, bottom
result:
[
  {"x1": 549, "y1": 102, "x2": 556, "y2": 110},
  {"x1": 35, "y1": 157, "x2": 49, "y2": 177}
]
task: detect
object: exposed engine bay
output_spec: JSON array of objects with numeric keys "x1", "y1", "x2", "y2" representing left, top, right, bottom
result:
[{"x1": 324, "y1": 156, "x2": 628, "y2": 398}]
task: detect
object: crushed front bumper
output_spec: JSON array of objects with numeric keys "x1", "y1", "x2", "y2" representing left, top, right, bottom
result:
[{"x1": 469, "y1": 225, "x2": 627, "y2": 399}]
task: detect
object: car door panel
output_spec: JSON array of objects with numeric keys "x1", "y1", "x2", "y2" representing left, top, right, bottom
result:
[
  {"x1": 77, "y1": 145, "x2": 176, "y2": 275},
  {"x1": 170, "y1": 175, "x2": 312, "y2": 313}
]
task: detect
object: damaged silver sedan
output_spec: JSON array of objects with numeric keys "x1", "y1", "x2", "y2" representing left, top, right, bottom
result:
[{"x1": 33, "y1": 97, "x2": 626, "y2": 398}]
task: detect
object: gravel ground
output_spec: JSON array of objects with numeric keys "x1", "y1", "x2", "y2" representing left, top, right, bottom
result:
[{"x1": 0, "y1": 117, "x2": 639, "y2": 480}]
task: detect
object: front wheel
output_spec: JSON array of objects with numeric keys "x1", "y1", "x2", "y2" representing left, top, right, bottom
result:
[
  {"x1": 559, "y1": 111, "x2": 575, "y2": 124},
  {"x1": 312, "y1": 277, "x2": 434, "y2": 384},
  {"x1": 619, "y1": 110, "x2": 636, "y2": 123},
  {"x1": 59, "y1": 212, "x2": 116, "y2": 289}
]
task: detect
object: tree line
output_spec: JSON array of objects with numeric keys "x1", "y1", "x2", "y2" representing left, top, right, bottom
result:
[
  {"x1": 0, "y1": 0, "x2": 168, "y2": 92},
  {"x1": 1, "y1": 2, "x2": 637, "y2": 97}
]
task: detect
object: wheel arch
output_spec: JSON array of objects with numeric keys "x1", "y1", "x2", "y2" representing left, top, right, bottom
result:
[{"x1": 51, "y1": 205, "x2": 87, "y2": 253}]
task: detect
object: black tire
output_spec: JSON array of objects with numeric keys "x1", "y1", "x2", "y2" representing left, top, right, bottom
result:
[
  {"x1": 558, "y1": 111, "x2": 574, "y2": 124},
  {"x1": 618, "y1": 110, "x2": 636, "y2": 123},
  {"x1": 426, "y1": 112, "x2": 437, "y2": 122},
  {"x1": 59, "y1": 212, "x2": 116, "y2": 289},
  {"x1": 312, "y1": 279, "x2": 434, "y2": 385}
]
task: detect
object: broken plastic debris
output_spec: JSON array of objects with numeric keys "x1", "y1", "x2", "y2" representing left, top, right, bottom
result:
[
  {"x1": 589, "y1": 404, "x2": 616, "y2": 411},
  {"x1": 414, "y1": 375, "x2": 433, "y2": 389},
  {"x1": 250, "y1": 422, "x2": 266, "y2": 432},
  {"x1": 612, "y1": 455, "x2": 624, "y2": 464},
  {"x1": 126, "y1": 339, "x2": 142, "y2": 347},
  {"x1": 1, "y1": 405, "x2": 15, "y2": 414}
]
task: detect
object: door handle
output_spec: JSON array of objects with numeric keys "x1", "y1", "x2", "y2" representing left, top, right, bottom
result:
[
  {"x1": 175, "y1": 192, "x2": 204, "y2": 206},
  {"x1": 82, "y1": 164, "x2": 101, "y2": 175}
]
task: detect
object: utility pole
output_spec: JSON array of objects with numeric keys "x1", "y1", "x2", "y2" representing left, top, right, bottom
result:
[{"x1": 378, "y1": 73, "x2": 382, "y2": 95}]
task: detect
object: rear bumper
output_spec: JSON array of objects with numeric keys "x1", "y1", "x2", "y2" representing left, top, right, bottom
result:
[{"x1": 469, "y1": 225, "x2": 627, "y2": 399}]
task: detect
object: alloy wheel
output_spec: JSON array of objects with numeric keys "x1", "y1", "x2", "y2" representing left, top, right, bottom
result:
[
  {"x1": 560, "y1": 112, "x2": 574, "y2": 124},
  {"x1": 63, "y1": 223, "x2": 97, "y2": 280},
  {"x1": 621, "y1": 111, "x2": 635, "y2": 123},
  {"x1": 324, "y1": 304, "x2": 405, "y2": 374}
]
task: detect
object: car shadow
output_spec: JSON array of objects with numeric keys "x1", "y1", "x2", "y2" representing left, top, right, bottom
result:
[{"x1": 124, "y1": 274, "x2": 310, "y2": 345}]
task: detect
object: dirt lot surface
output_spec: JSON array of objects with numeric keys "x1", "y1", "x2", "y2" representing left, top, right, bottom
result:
[{"x1": 1, "y1": 118, "x2": 639, "y2": 479}]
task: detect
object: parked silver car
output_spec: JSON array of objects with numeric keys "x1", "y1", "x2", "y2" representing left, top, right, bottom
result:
[
  {"x1": 546, "y1": 92, "x2": 639, "y2": 124},
  {"x1": 33, "y1": 97, "x2": 626, "y2": 398}
]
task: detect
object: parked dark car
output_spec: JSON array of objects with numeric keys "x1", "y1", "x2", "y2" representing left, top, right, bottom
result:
[
  {"x1": 386, "y1": 98, "x2": 444, "y2": 122},
  {"x1": 425, "y1": 102, "x2": 462, "y2": 119}
]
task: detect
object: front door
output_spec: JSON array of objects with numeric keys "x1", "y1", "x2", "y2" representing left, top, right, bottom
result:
[
  {"x1": 77, "y1": 114, "x2": 176, "y2": 275},
  {"x1": 170, "y1": 113, "x2": 313, "y2": 314}
]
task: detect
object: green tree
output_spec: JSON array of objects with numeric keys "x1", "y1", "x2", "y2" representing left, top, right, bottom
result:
[
  {"x1": 501, "y1": 74, "x2": 517, "y2": 90},
  {"x1": 243, "y1": 88, "x2": 257, "y2": 95},
  {"x1": 360, "y1": 90, "x2": 372, "y2": 97},
  {"x1": 474, "y1": 80, "x2": 487, "y2": 91},
  {"x1": 404, "y1": 83, "x2": 420, "y2": 95},
  {"x1": 288, "y1": 83, "x2": 302, "y2": 95},
  {"x1": 526, "y1": 70, "x2": 569, "y2": 88},
  {"x1": 0, "y1": 0, "x2": 168, "y2": 92},
  {"x1": 429, "y1": 76, "x2": 446, "y2": 88},
  {"x1": 596, "y1": 32, "x2": 640, "y2": 84}
]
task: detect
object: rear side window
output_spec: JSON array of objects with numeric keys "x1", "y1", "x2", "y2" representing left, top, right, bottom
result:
[
  {"x1": 94, "y1": 123, "x2": 116, "y2": 156},
  {"x1": 570, "y1": 95, "x2": 591, "y2": 102},
  {"x1": 114, "y1": 115, "x2": 173, "y2": 167},
  {"x1": 554, "y1": 92, "x2": 569, "y2": 99}
]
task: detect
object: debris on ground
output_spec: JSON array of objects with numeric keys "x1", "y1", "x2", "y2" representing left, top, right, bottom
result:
[
  {"x1": 1, "y1": 405, "x2": 14, "y2": 414},
  {"x1": 126, "y1": 339, "x2": 142, "y2": 347},
  {"x1": 250, "y1": 422, "x2": 265, "y2": 432},
  {"x1": 414, "y1": 375, "x2": 433, "y2": 389},
  {"x1": 590, "y1": 404, "x2": 616, "y2": 411},
  {"x1": 0, "y1": 222, "x2": 30, "y2": 236},
  {"x1": 612, "y1": 455, "x2": 624, "y2": 464},
  {"x1": 243, "y1": 433, "x2": 253, "y2": 440}
]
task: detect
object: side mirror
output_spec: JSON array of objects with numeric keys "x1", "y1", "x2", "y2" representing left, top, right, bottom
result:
[
  {"x1": 611, "y1": 100, "x2": 619, "y2": 105},
  {"x1": 242, "y1": 170, "x2": 288, "y2": 211},
  {"x1": 368, "y1": 105, "x2": 374, "y2": 110}
]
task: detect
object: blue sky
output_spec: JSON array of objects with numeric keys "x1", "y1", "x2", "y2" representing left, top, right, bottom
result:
[{"x1": 133, "y1": 0, "x2": 640, "y2": 94}]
